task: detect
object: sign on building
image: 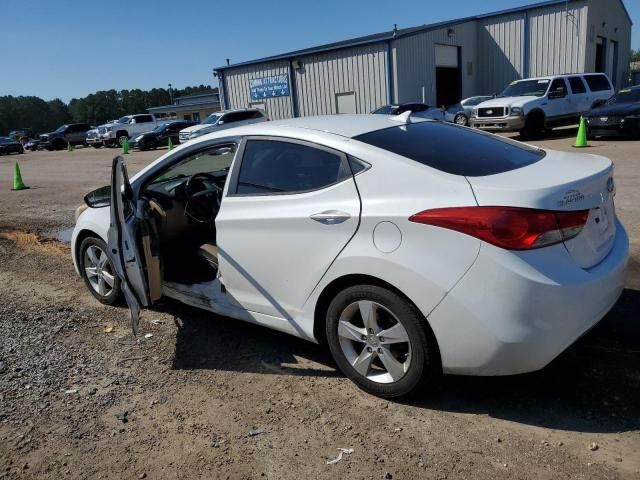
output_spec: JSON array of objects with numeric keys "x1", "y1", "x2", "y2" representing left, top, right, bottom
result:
[{"x1": 249, "y1": 75, "x2": 290, "y2": 100}]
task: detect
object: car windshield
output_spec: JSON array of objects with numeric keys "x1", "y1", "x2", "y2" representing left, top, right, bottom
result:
[
  {"x1": 606, "y1": 89, "x2": 640, "y2": 105},
  {"x1": 499, "y1": 79, "x2": 550, "y2": 98},
  {"x1": 116, "y1": 117, "x2": 130, "y2": 124},
  {"x1": 372, "y1": 105, "x2": 399, "y2": 115},
  {"x1": 54, "y1": 125, "x2": 68, "y2": 133},
  {"x1": 0, "y1": 137, "x2": 11, "y2": 143},
  {"x1": 354, "y1": 121, "x2": 545, "y2": 177},
  {"x1": 202, "y1": 114, "x2": 222, "y2": 125}
]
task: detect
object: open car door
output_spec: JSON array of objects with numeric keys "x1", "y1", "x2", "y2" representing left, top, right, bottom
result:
[{"x1": 107, "y1": 156, "x2": 161, "y2": 336}]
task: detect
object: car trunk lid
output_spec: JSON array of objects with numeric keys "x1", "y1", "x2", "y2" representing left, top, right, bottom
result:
[{"x1": 466, "y1": 150, "x2": 616, "y2": 269}]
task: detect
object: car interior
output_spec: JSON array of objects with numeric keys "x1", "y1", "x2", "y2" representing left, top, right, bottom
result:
[{"x1": 138, "y1": 143, "x2": 237, "y2": 289}]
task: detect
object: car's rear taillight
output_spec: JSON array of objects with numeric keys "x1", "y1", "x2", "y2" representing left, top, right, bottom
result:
[{"x1": 409, "y1": 207, "x2": 589, "y2": 250}]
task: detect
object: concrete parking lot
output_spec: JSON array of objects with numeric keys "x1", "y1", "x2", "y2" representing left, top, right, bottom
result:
[{"x1": 0, "y1": 132, "x2": 639, "y2": 479}]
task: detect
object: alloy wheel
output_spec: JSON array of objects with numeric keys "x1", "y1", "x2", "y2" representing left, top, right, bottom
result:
[
  {"x1": 337, "y1": 300, "x2": 411, "y2": 383},
  {"x1": 83, "y1": 245, "x2": 115, "y2": 297}
]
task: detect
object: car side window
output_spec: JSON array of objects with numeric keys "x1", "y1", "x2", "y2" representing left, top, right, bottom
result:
[
  {"x1": 568, "y1": 76, "x2": 587, "y2": 94},
  {"x1": 235, "y1": 139, "x2": 350, "y2": 195},
  {"x1": 250, "y1": 111, "x2": 264, "y2": 119},
  {"x1": 136, "y1": 115, "x2": 153, "y2": 123},
  {"x1": 549, "y1": 78, "x2": 567, "y2": 97},
  {"x1": 584, "y1": 74, "x2": 612, "y2": 92}
]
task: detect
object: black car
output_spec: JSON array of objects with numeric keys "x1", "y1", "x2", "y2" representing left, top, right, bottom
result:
[
  {"x1": 585, "y1": 85, "x2": 640, "y2": 138},
  {"x1": 129, "y1": 120, "x2": 197, "y2": 150},
  {"x1": 0, "y1": 137, "x2": 25, "y2": 155}
]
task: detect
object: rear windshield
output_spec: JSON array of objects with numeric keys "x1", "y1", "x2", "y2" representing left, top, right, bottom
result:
[{"x1": 353, "y1": 121, "x2": 545, "y2": 177}]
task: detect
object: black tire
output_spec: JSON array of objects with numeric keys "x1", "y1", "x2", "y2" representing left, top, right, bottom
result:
[
  {"x1": 53, "y1": 139, "x2": 66, "y2": 151},
  {"x1": 19, "y1": 146, "x2": 24, "y2": 154},
  {"x1": 520, "y1": 112, "x2": 545, "y2": 140},
  {"x1": 325, "y1": 284, "x2": 438, "y2": 399},
  {"x1": 454, "y1": 113, "x2": 468, "y2": 126},
  {"x1": 92, "y1": 144, "x2": 102, "y2": 149},
  {"x1": 116, "y1": 132, "x2": 128, "y2": 147},
  {"x1": 78, "y1": 236, "x2": 122, "y2": 305}
]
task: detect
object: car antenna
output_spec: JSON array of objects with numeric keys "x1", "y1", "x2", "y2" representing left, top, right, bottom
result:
[{"x1": 389, "y1": 110, "x2": 412, "y2": 124}]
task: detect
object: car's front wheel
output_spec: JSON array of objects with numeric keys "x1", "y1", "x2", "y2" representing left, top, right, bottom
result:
[
  {"x1": 79, "y1": 236, "x2": 121, "y2": 305},
  {"x1": 326, "y1": 285, "x2": 438, "y2": 398},
  {"x1": 454, "y1": 113, "x2": 468, "y2": 126}
]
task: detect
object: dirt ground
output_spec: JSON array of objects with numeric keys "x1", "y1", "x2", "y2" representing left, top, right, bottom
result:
[{"x1": 0, "y1": 134, "x2": 639, "y2": 480}]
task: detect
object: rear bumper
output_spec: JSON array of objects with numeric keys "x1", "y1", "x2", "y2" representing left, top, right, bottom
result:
[
  {"x1": 428, "y1": 220, "x2": 629, "y2": 375},
  {"x1": 471, "y1": 116, "x2": 525, "y2": 131}
]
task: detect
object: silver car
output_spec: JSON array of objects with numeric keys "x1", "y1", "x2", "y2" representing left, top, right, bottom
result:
[{"x1": 445, "y1": 96, "x2": 494, "y2": 126}]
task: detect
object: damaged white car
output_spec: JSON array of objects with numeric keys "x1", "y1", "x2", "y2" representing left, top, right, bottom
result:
[{"x1": 71, "y1": 114, "x2": 628, "y2": 398}]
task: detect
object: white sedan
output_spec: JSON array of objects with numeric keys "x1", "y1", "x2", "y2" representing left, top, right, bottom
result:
[{"x1": 71, "y1": 114, "x2": 628, "y2": 398}]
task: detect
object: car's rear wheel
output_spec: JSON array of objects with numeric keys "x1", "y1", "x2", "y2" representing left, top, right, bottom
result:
[
  {"x1": 79, "y1": 236, "x2": 121, "y2": 305},
  {"x1": 454, "y1": 113, "x2": 468, "y2": 126},
  {"x1": 325, "y1": 285, "x2": 438, "y2": 398}
]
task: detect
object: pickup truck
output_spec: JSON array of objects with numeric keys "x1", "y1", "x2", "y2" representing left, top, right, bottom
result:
[
  {"x1": 39, "y1": 123, "x2": 92, "y2": 150},
  {"x1": 470, "y1": 73, "x2": 614, "y2": 138},
  {"x1": 101, "y1": 114, "x2": 159, "y2": 147}
]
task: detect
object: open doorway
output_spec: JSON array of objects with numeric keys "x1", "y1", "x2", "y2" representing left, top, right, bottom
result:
[
  {"x1": 435, "y1": 45, "x2": 462, "y2": 109},
  {"x1": 595, "y1": 36, "x2": 607, "y2": 73}
]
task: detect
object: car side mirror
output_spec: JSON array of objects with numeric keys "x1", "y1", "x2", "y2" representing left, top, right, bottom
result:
[{"x1": 218, "y1": 120, "x2": 224, "y2": 125}]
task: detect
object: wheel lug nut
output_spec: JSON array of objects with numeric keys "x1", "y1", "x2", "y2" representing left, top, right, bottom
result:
[
  {"x1": 368, "y1": 328, "x2": 374, "y2": 334},
  {"x1": 377, "y1": 348, "x2": 383, "y2": 354},
  {"x1": 366, "y1": 346, "x2": 373, "y2": 353},
  {"x1": 379, "y1": 337, "x2": 384, "y2": 342}
]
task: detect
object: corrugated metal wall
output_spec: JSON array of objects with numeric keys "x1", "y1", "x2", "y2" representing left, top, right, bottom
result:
[
  {"x1": 528, "y1": 1, "x2": 588, "y2": 77},
  {"x1": 392, "y1": 21, "x2": 478, "y2": 105},
  {"x1": 477, "y1": 14, "x2": 525, "y2": 95},
  {"x1": 584, "y1": 0, "x2": 632, "y2": 89},
  {"x1": 294, "y1": 43, "x2": 389, "y2": 115},
  {"x1": 222, "y1": 60, "x2": 293, "y2": 120}
]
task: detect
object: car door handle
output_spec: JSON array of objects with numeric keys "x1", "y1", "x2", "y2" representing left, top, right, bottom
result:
[{"x1": 310, "y1": 210, "x2": 351, "y2": 225}]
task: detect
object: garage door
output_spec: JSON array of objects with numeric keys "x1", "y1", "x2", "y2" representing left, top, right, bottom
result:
[{"x1": 435, "y1": 44, "x2": 459, "y2": 67}]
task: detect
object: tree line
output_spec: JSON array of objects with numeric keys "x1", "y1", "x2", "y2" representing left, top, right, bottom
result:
[{"x1": 0, "y1": 85, "x2": 213, "y2": 136}]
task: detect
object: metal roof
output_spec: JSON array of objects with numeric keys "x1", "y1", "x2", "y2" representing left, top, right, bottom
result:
[{"x1": 215, "y1": 0, "x2": 632, "y2": 71}]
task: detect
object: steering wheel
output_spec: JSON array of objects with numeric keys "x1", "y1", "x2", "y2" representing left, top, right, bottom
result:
[{"x1": 184, "y1": 172, "x2": 222, "y2": 223}]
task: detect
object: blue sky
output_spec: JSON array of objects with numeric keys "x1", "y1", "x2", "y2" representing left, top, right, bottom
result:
[{"x1": 1, "y1": 0, "x2": 638, "y2": 102}]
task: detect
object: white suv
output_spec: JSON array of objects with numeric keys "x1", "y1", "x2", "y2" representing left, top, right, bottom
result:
[
  {"x1": 179, "y1": 108, "x2": 268, "y2": 143},
  {"x1": 471, "y1": 73, "x2": 614, "y2": 138}
]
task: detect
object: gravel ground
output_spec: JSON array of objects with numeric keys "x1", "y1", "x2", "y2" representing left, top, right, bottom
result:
[{"x1": 0, "y1": 137, "x2": 639, "y2": 479}]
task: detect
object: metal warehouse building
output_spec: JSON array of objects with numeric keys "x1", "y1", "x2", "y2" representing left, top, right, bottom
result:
[{"x1": 214, "y1": 0, "x2": 631, "y2": 120}]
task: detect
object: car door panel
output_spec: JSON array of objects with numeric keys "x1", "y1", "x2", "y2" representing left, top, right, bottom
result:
[
  {"x1": 106, "y1": 156, "x2": 151, "y2": 335},
  {"x1": 216, "y1": 138, "x2": 361, "y2": 321}
]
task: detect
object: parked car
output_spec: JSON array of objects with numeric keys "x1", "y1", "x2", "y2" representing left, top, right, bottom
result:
[
  {"x1": 444, "y1": 96, "x2": 493, "y2": 126},
  {"x1": 179, "y1": 109, "x2": 268, "y2": 143},
  {"x1": 24, "y1": 139, "x2": 40, "y2": 151},
  {"x1": 86, "y1": 126, "x2": 107, "y2": 148},
  {"x1": 372, "y1": 103, "x2": 445, "y2": 121},
  {"x1": 470, "y1": 73, "x2": 614, "y2": 138},
  {"x1": 129, "y1": 120, "x2": 198, "y2": 150},
  {"x1": 39, "y1": 123, "x2": 92, "y2": 150},
  {"x1": 9, "y1": 128, "x2": 34, "y2": 143},
  {"x1": 101, "y1": 114, "x2": 160, "y2": 147},
  {"x1": 0, "y1": 137, "x2": 25, "y2": 155},
  {"x1": 584, "y1": 85, "x2": 640, "y2": 138},
  {"x1": 72, "y1": 114, "x2": 627, "y2": 399}
]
